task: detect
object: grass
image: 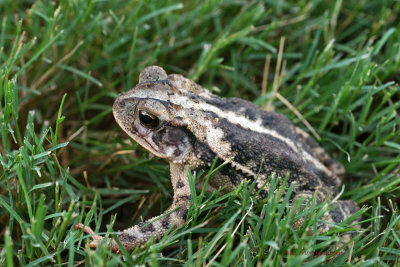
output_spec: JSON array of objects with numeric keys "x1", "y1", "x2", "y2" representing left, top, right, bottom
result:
[{"x1": 1, "y1": 0, "x2": 400, "y2": 265}]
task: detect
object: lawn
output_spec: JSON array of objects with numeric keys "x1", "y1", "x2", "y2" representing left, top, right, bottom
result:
[{"x1": 1, "y1": 0, "x2": 400, "y2": 266}]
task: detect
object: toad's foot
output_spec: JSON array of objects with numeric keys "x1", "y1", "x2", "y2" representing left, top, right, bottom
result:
[{"x1": 74, "y1": 223, "x2": 120, "y2": 253}]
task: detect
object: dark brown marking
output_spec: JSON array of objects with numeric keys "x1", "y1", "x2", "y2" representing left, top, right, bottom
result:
[
  {"x1": 329, "y1": 206, "x2": 344, "y2": 223},
  {"x1": 177, "y1": 195, "x2": 191, "y2": 201},
  {"x1": 323, "y1": 159, "x2": 336, "y2": 166},
  {"x1": 161, "y1": 216, "x2": 170, "y2": 229},
  {"x1": 138, "y1": 222, "x2": 155, "y2": 233},
  {"x1": 180, "y1": 209, "x2": 188, "y2": 220},
  {"x1": 320, "y1": 152, "x2": 328, "y2": 159},
  {"x1": 176, "y1": 180, "x2": 185, "y2": 188},
  {"x1": 119, "y1": 233, "x2": 136, "y2": 243},
  {"x1": 165, "y1": 128, "x2": 186, "y2": 145}
]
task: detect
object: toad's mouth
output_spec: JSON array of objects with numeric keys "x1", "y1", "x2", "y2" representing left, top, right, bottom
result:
[
  {"x1": 117, "y1": 128, "x2": 171, "y2": 163},
  {"x1": 127, "y1": 133, "x2": 166, "y2": 159},
  {"x1": 116, "y1": 122, "x2": 167, "y2": 160}
]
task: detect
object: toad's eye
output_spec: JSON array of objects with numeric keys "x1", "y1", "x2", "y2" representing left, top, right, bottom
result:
[{"x1": 138, "y1": 109, "x2": 160, "y2": 129}]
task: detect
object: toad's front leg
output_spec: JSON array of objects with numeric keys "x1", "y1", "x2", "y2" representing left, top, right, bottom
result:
[{"x1": 75, "y1": 163, "x2": 191, "y2": 253}]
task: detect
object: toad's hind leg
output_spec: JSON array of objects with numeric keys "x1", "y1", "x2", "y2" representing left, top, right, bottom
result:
[
  {"x1": 295, "y1": 127, "x2": 345, "y2": 179},
  {"x1": 293, "y1": 190, "x2": 359, "y2": 243},
  {"x1": 76, "y1": 163, "x2": 191, "y2": 253}
]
